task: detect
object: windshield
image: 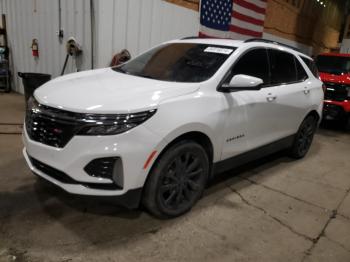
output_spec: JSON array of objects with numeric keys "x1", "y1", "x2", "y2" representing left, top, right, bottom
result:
[
  {"x1": 113, "y1": 43, "x2": 236, "y2": 83},
  {"x1": 316, "y1": 55, "x2": 350, "y2": 75}
]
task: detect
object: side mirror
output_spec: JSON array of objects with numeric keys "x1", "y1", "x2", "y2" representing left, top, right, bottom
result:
[{"x1": 221, "y1": 74, "x2": 263, "y2": 92}]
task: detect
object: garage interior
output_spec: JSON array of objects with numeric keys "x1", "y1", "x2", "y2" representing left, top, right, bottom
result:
[{"x1": 1, "y1": 0, "x2": 350, "y2": 261}]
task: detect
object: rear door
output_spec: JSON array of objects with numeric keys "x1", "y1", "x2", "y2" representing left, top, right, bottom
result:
[{"x1": 267, "y1": 49, "x2": 312, "y2": 138}]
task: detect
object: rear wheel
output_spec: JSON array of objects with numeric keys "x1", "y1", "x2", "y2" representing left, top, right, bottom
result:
[
  {"x1": 342, "y1": 115, "x2": 350, "y2": 131},
  {"x1": 289, "y1": 115, "x2": 318, "y2": 159},
  {"x1": 142, "y1": 141, "x2": 209, "y2": 218}
]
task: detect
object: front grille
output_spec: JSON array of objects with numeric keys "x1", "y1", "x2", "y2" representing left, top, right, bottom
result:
[
  {"x1": 324, "y1": 82, "x2": 349, "y2": 101},
  {"x1": 25, "y1": 99, "x2": 156, "y2": 148},
  {"x1": 25, "y1": 102, "x2": 82, "y2": 148},
  {"x1": 30, "y1": 156, "x2": 121, "y2": 190}
]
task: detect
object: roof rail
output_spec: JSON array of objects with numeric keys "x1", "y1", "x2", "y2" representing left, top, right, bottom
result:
[
  {"x1": 244, "y1": 38, "x2": 301, "y2": 52},
  {"x1": 181, "y1": 36, "x2": 201, "y2": 40},
  {"x1": 181, "y1": 36, "x2": 222, "y2": 40}
]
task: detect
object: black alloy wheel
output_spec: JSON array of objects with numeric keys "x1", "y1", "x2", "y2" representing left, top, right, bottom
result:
[
  {"x1": 159, "y1": 151, "x2": 205, "y2": 209},
  {"x1": 143, "y1": 141, "x2": 209, "y2": 218},
  {"x1": 289, "y1": 115, "x2": 317, "y2": 159}
]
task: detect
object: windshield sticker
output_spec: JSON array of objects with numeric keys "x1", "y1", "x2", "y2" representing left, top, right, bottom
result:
[{"x1": 204, "y1": 47, "x2": 233, "y2": 55}]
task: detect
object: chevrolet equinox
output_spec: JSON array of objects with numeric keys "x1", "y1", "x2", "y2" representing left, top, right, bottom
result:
[{"x1": 23, "y1": 38, "x2": 324, "y2": 218}]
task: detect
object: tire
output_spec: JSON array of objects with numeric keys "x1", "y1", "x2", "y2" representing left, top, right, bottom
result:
[
  {"x1": 289, "y1": 115, "x2": 318, "y2": 159},
  {"x1": 342, "y1": 115, "x2": 350, "y2": 131},
  {"x1": 142, "y1": 140, "x2": 209, "y2": 218}
]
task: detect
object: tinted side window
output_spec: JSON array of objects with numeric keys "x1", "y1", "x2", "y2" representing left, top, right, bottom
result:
[
  {"x1": 295, "y1": 57, "x2": 308, "y2": 81},
  {"x1": 269, "y1": 49, "x2": 297, "y2": 85},
  {"x1": 231, "y1": 48, "x2": 269, "y2": 84},
  {"x1": 301, "y1": 57, "x2": 319, "y2": 77}
]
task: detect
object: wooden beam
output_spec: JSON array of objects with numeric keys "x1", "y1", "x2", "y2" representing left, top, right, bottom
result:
[{"x1": 164, "y1": 0, "x2": 199, "y2": 12}]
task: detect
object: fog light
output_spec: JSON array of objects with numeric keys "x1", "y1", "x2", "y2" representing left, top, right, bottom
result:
[{"x1": 84, "y1": 157, "x2": 123, "y2": 188}]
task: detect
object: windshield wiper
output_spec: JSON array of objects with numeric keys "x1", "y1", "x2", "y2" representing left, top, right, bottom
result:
[
  {"x1": 138, "y1": 73, "x2": 156, "y2": 79},
  {"x1": 114, "y1": 67, "x2": 128, "y2": 74}
]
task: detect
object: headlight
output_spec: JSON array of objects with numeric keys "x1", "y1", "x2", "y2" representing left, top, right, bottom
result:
[
  {"x1": 27, "y1": 96, "x2": 34, "y2": 109},
  {"x1": 26, "y1": 97, "x2": 41, "y2": 115},
  {"x1": 27, "y1": 96, "x2": 38, "y2": 111},
  {"x1": 77, "y1": 110, "x2": 157, "y2": 136}
]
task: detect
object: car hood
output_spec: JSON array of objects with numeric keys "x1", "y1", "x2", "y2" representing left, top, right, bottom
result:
[
  {"x1": 319, "y1": 72, "x2": 350, "y2": 84},
  {"x1": 34, "y1": 68, "x2": 199, "y2": 114}
]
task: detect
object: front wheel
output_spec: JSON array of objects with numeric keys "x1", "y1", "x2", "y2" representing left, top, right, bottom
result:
[
  {"x1": 289, "y1": 115, "x2": 318, "y2": 159},
  {"x1": 142, "y1": 141, "x2": 209, "y2": 218}
]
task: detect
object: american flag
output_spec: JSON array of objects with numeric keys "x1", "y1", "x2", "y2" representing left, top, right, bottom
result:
[{"x1": 199, "y1": 0, "x2": 267, "y2": 40}]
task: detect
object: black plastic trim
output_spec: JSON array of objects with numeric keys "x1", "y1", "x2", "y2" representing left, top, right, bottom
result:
[
  {"x1": 323, "y1": 82, "x2": 350, "y2": 102},
  {"x1": 323, "y1": 103, "x2": 348, "y2": 121},
  {"x1": 212, "y1": 135, "x2": 295, "y2": 175},
  {"x1": 30, "y1": 156, "x2": 122, "y2": 190},
  {"x1": 181, "y1": 36, "x2": 201, "y2": 40},
  {"x1": 33, "y1": 170, "x2": 142, "y2": 209},
  {"x1": 84, "y1": 157, "x2": 119, "y2": 179},
  {"x1": 109, "y1": 187, "x2": 143, "y2": 209}
]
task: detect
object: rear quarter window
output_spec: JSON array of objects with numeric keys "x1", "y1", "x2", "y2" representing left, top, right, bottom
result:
[
  {"x1": 300, "y1": 56, "x2": 319, "y2": 78},
  {"x1": 295, "y1": 57, "x2": 308, "y2": 81}
]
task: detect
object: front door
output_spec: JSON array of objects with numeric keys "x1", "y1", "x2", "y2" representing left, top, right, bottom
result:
[{"x1": 220, "y1": 48, "x2": 278, "y2": 160}]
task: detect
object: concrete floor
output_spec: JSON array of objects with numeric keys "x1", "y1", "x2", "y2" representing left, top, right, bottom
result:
[{"x1": 0, "y1": 93, "x2": 349, "y2": 262}]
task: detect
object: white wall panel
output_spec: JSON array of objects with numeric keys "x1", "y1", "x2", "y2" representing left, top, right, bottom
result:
[
  {"x1": 0, "y1": 0, "x2": 199, "y2": 93},
  {"x1": 94, "y1": 0, "x2": 199, "y2": 68},
  {"x1": 0, "y1": 0, "x2": 92, "y2": 93}
]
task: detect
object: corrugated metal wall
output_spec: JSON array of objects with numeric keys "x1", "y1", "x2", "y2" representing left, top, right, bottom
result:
[
  {"x1": 0, "y1": 0, "x2": 92, "y2": 93},
  {"x1": 0, "y1": 0, "x2": 199, "y2": 93},
  {"x1": 94, "y1": 0, "x2": 199, "y2": 68}
]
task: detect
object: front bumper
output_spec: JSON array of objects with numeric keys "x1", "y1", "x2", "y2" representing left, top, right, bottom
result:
[
  {"x1": 22, "y1": 123, "x2": 163, "y2": 198},
  {"x1": 323, "y1": 100, "x2": 350, "y2": 120}
]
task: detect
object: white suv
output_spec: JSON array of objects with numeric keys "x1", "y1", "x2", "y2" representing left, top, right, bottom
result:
[{"x1": 23, "y1": 38, "x2": 323, "y2": 218}]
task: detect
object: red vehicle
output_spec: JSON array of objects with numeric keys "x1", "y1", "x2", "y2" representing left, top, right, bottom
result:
[{"x1": 316, "y1": 53, "x2": 350, "y2": 128}]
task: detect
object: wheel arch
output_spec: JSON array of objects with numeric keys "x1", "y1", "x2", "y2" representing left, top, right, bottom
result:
[
  {"x1": 141, "y1": 131, "x2": 214, "y2": 217},
  {"x1": 306, "y1": 110, "x2": 321, "y2": 122},
  {"x1": 146, "y1": 131, "x2": 215, "y2": 180}
]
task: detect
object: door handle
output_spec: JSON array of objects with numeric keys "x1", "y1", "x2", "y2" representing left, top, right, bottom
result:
[
  {"x1": 304, "y1": 87, "x2": 310, "y2": 95},
  {"x1": 266, "y1": 95, "x2": 277, "y2": 102}
]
